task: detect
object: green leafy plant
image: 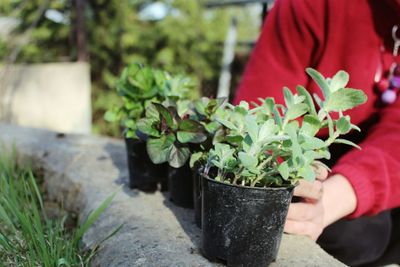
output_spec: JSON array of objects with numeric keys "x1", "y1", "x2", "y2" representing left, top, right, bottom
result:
[
  {"x1": 0, "y1": 149, "x2": 121, "y2": 266},
  {"x1": 203, "y1": 68, "x2": 368, "y2": 187},
  {"x1": 104, "y1": 63, "x2": 196, "y2": 138},
  {"x1": 137, "y1": 97, "x2": 226, "y2": 168}
]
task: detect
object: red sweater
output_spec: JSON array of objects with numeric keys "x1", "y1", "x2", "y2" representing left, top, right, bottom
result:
[{"x1": 234, "y1": 0, "x2": 400, "y2": 218}]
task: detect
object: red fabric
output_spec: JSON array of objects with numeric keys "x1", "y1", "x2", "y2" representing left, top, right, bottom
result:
[{"x1": 234, "y1": 0, "x2": 400, "y2": 218}]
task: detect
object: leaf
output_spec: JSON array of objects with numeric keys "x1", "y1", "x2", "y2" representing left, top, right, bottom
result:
[
  {"x1": 245, "y1": 115, "x2": 259, "y2": 142},
  {"x1": 336, "y1": 116, "x2": 351, "y2": 134},
  {"x1": 285, "y1": 103, "x2": 309, "y2": 121},
  {"x1": 283, "y1": 87, "x2": 294, "y2": 107},
  {"x1": 147, "y1": 134, "x2": 175, "y2": 164},
  {"x1": 324, "y1": 88, "x2": 368, "y2": 112},
  {"x1": 205, "y1": 121, "x2": 221, "y2": 134},
  {"x1": 177, "y1": 131, "x2": 207, "y2": 144},
  {"x1": 238, "y1": 152, "x2": 258, "y2": 168},
  {"x1": 327, "y1": 114, "x2": 334, "y2": 137},
  {"x1": 296, "y1": 85, "x2": 317, "y2": 116},
  {"x1": 273, "y1": 106, "x2": 283, "y2": 127},
  {"x1": 330, "y1": 70, "x2": 349, "y2": 92},
  {"x1": 145, "y1": 103, "x2": 160, "y2": 119},
  {"x1": 190, "y1": 152, "x2": 204, "y2": 168},
  {"x1": 168, "y1": 145, "x2": 190, "y2": 168},
  {"x1": 306, "y1": 68, "x2": 330, "y2": 98},
  {"x1": 217, "y1": 118, "x2": 237, "y2": 131},
  {"x1": 278, "y1": 161, "x2": 289, "y2": 180},
  {"x1": 258, "y1": 119, "x2": 277, "y2": 140},
  {"x1": 333, "y1": 139, "x2": 361, "y2": 149},
  {"x1": 153, "y1": 103, "x2": 174, "y2": 128},
  {"x1": 136, "y1": 118, "x2": 160, "y2": 137},
  {"x1": 298, "y1": 165, "x2": 316, "y2": 181},
  {"x1": 301, "y1": 115, "x2": 321, "y2": 136},
  {"x1": 301, "y1": 136, "x2": 326, "y2": 150}
]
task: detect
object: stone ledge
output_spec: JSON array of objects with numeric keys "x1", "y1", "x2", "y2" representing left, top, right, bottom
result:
[{"x1": 0, "y1": 123, "x2": 345, "y2": 267}]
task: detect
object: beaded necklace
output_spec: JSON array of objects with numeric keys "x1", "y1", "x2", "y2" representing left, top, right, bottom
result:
[{"x1": 375, "y1": 25, "x2": 400, "y2": 104}]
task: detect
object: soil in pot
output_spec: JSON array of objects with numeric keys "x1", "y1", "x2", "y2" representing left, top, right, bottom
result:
[
  {"x1": 201, "y1": 175, "x2": 294, "y2": 267},
  {"x1": 168, "y1": 164, "x2": 194, "y2": 208},
  {"x1": 125, "y1": 138, "x2": 168, "y2": 192}
]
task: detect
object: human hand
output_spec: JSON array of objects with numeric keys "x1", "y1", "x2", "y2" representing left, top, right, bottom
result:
[{"x1": 284, "y1": 162, "x2": 328, "y2": 240}]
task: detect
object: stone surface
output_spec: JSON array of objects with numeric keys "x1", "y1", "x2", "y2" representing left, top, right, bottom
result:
[
  {"x1": 0, "y1": 123, "x2": 346, "y2": 267},
  {"x1": 0, "y1": 63, "x2": 91, "y2": 134}
]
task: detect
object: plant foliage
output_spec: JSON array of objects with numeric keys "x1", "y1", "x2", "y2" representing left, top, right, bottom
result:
[
  {"x1": 104, "y1": 63, "x2": 195, "y2": 138},
  {"x1": 203, "y1": 69, "x2": 367, "y2": 187},
  {"x1": 137, "y1": 97, "x2": 226, "y2": 168}
]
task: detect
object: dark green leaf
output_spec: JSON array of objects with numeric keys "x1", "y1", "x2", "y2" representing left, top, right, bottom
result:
[
  {"x1": 153, "y1": 103, "x2": 174, "y2": 128},
  {"x1": 177, "y1": 131, "x2": 207, "y2": 144},
  {"x1": 147, "y1": 134, "x2": 175, "y2": 164},
  {"x1": 168, "y1": 145, "x2": 190, "y2": 168}
]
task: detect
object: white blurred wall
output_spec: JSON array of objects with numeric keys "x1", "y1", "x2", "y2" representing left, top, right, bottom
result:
[{"x1": 0, "y1": 62, "x2": 92, "y2": 134}]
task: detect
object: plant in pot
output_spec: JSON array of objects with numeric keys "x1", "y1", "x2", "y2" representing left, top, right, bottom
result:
[
  {"x1": 105, "y1": 63, "x2": 195, "y2": 191},
  {"x1": 137, "y1": 97, "x2": 226, "y2": 209},
  {"x1": 200, "y1": 68, "x2": 368, "y2": 267}
]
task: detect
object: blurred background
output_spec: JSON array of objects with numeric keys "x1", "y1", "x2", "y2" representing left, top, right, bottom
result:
[{"x1": 0, "y1": 0, "x2": 273, "y2": 137}]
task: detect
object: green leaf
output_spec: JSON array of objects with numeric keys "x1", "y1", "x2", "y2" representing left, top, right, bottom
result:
[
  {"x1": 136, "y1": 118, "x2": 160, "y2": 137},
  {"x1": 301, "y1": 115, "x2": 321, "y2": 136},
  {"x1": 153, "y1": 103, "x2": 174, "y2": 128},
  {"x1": 330, "y1": 70, "x2": 349, "y2": 92},
  {"x1": 205, "y1": 121, "x2": 221, "y2": 134},
  {"x1": 273, "y1": 106, "x2": 283, "y2": 127},
  {"x1": 258, "y1": 119, "x2": 277, "y2": 140},
  {"x1": 168, "y1": 145, "x2": 190, "y2": 168},
  {"x1": 296, "y1": 85, "x2": 317, "y2": 116},
  {"x1": 179, "y1": 119, "x2": 204, "y2": 132},
  {"x1": 336, "y1": 116, "x2": 351, "y2": 134},
  {"x1": 278, "y1": 161, "x2": 289, "y2": 180},
  {"x1": 190, "y1": 152, "x2": 204, "y2": 168},
  {"x1": 245, "y1": 115, "x2": 259, "y2": 142},
  {"x1": 301, "y1": 136, "x2": 326, "y2": 150},
  {"x1": 298, "y1": 165, "x2": 316, "y2": 181},
  {"x1": 177, "y1": 131, "x2": 207, "y2": 144},
  {"x1": 147, "y1": 134, "x2": 175, "y2": 164},
  {"x1": 306, "y1": 68, "x2": 330, "y2": 98},
  {"x1": 238, "y1": 152, "x2": 258, "y2": 168},
  {"x1": 285, "y1": 103, "x2": 309, "y2": 121},
  {"x1": 324, "y1": 88, "x2": 367, "y2": 112},
  {"x1": 283, "y1": 87, "x2": 294, "y2": 107},
  {"x1": 333, "y1": 139, "x2": 361, "y2": 149},
  {"x1": 217, "y1": 118, "x2": 237, "y2": 131}
]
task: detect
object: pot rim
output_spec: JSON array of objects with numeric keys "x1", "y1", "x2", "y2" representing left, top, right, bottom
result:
[{"x1": 201, "y1": 173, "x2": 297, "y2": 191}]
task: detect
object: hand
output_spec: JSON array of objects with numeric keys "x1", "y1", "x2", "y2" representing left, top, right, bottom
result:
[
  {"x1": 284, "y1": 162, "x2": 328, "y2": 240},
  {"x1": 284, "y1": 163, "x2": 358, "y2": 241}
]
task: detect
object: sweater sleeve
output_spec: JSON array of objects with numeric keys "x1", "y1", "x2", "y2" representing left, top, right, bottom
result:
[
  {"x1": 332, "y1": 99, "x2": 400, "y2": 218},
  {"x1": 233, "y1": 0, "x2": 326, "y2": 105}
]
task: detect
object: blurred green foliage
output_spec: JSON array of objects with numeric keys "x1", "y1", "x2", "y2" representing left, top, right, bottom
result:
[{"x1": 0, "y1": 0, "x2": 259, "y2": 136}]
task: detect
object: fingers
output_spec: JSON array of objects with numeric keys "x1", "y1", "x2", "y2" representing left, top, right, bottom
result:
[
  {"x1": 312, "y1": 161, "x2": 329, "y2": 181},
  {"x1": 284, "y1": 220, "x2": 323, "y2": 241},
  {"x1": 287, "y1": 202, "x2": 323, "y2": 221},
  {"x1": 293, "y1": 180, "x2": 323, "y2": 201}
]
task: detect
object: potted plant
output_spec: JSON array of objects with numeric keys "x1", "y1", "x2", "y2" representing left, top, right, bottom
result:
[
  {"x1": 200, "y1": 68, "x2": 368, "y2": 266},
  {"x1": 137, "y1": 97, "x2": 225, "y2": 209},
  {"x1": 105, "y1": 63, "x2": 194, "y2": 191}
]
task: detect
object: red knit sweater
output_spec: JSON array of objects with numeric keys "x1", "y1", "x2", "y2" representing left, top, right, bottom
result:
[{"x1": 234, "y1": 0, "x2": 400, "y2": 218}]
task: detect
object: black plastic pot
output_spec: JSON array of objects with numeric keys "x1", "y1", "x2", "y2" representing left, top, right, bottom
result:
[
  {"x1": 201, "y1": 175, "x2": 294, "y2": 267},
  {"x1": 193, "y1": 168, "x2": 202, "y2": 228},
  {"x1": 124, "y1": 138, "x2": 168, "y2": 191},
  {"x1": 168, "y1": 164, "x2": 194, "y2": 208}
]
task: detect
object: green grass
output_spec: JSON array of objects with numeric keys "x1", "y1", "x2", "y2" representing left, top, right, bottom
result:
[{"x1": 0, "y1": 149, "x2": 120, "y2": 266}]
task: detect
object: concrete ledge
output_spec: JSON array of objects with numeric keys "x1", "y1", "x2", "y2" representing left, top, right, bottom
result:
[{"x1": 0, "y1": 123, "x2": 345, "y2": 267}]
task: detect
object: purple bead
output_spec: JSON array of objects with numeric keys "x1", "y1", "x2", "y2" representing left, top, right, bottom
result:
[
  {"x1": 381, "y1": 90, "x2": 397, "y2": 104},
  {"x1": 390, "y1": 76, "x2": 400, "y2": 88}
]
